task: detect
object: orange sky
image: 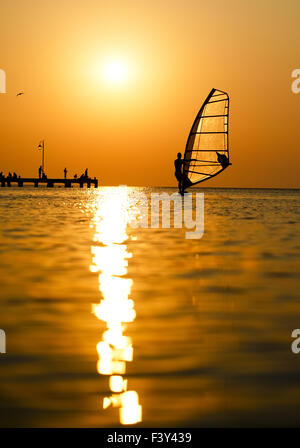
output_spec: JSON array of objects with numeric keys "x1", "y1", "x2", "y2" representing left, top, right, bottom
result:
[{"x1": 0, "y1": 0, "x2": 299, "y2": 187}]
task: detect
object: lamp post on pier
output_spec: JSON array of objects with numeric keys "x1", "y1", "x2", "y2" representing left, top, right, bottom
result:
[{"x1": 38, "y1": 140, "x2": 45, "y2": 174}]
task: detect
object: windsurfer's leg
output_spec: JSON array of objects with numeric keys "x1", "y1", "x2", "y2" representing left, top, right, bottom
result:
[
  {"x1": 175, "y1": 171, "x2": 182, "y2": 194},
  {"x1": 179, "y1": 179, "x2": 184, "y2": 195}
]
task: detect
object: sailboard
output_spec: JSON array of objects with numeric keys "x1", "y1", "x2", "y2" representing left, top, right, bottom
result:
[{"x1": 182, "y1": 88, "x2": 230, "y2": 191}]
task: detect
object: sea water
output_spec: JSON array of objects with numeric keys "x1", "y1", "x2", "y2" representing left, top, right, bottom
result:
[{"x1": 0, "y1": 187, "x2": 299, "y2": 427}]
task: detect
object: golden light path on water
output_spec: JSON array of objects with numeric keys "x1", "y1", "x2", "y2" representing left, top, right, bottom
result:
[{"x1": 90, "y1": 187, "x2": 142, "y2": 425}]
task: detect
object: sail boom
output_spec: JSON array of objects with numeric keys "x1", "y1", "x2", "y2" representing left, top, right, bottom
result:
[
  {"x1": 188, "y1": 170, "x2": 215, "y2": 176},
  {"x1": 187, "y1": 166, "x2": 228, "y2": 187}
]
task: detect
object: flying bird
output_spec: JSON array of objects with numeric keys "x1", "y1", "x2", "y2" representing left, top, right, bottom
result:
[{"x1": 16, "y1": 92, "x2": 24, "y2": 96}]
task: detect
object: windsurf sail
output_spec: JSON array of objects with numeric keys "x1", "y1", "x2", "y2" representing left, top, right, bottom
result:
[{"x1": 182, "y1": 88, "x2": 230, "y2": 189}]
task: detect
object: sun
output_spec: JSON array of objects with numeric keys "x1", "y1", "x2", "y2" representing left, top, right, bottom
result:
[
  {"x1": 91, "y1": 56, "x2": 134, "y2": 89},
  {"x1": 103, "y1": 60, "x2": 128, "y2": 84}
]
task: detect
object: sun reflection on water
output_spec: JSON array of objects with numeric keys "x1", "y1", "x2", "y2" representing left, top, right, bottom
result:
[{"x1": 90, "y1": 187, "x2": 142, "y2": 425}]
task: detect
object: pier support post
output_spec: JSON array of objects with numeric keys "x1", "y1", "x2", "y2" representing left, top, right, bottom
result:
[
  {"x1": 34, "y1": 181, "x2": 38, "y2": 187},
  {"x1": 7, "y1": 181, "x2": 11, "y2": 187},
  {"x1": 47, "y1": 181, "x2": 54, "y2": 188},
  {"x1": 87, "y1": 181, "x2": 91, "y2": 188},
  {"x1": 18, "y1": 180, "x2": 23, "y2": 187},
  {"x1": 80, "y1": 182, "x2": 83, "y2": 188},
  {"x1": 1, "y1": 181, "x2": 5, "y2": 187},
  {"x1": 65, "y1": 180, "x2": 71, "y2": 188},
  {"x1": 94, "y1": 180, "x2": 98, "y2": 188}
]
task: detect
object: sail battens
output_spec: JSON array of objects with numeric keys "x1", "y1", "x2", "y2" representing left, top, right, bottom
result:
[
  {"x1": 207, "y1": 98, "x2": 227, "y2": 104},
  {"x1": 189, "y1": 164, "x2": 221, "y2": 167},
  {"x1": 182, "y1": 87, "x2": 230, "y2": 188},
  {"x1": 191, "y1": 131, "x2": 228, "y2": 135},
  {"x1": 185, "y1": 149, "x2": 228, "y2": 153},
  {"x1": 200, "y1": 114, "x2": 227, "y2": 118}
]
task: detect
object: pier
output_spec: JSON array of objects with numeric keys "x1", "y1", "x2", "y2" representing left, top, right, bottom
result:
[{"x1": 0, "y1": 177, "x2": 98, "y2": 188}]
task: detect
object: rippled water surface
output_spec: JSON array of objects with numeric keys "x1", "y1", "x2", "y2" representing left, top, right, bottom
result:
[{"x1": 0, "y1": 187, "x2": 299, "y2": 427}]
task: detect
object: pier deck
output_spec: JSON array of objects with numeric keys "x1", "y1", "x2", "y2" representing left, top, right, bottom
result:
[{"x1": 0, "y1": 177, "x2": 98, "y2": 188}]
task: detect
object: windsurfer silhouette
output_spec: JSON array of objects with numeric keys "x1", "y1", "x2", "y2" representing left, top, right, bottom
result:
[{"x1": 174, "y1": 152, "x2": 195, "y2": 195}]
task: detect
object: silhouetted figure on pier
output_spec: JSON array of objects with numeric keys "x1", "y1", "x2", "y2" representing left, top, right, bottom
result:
[
  {"x1": 38, "y1": 166, "x2": 42, "y2": 179},
  {"x1": 13, "y1": 172, "x2": 18, "y2": 180},
  {"x1": 64, "y1": 168, "x2": 67, "y2": 179},
  {"x1": 42, "y1": 172, "x2": 47, "y2": 180},
  {"x1": 84, "y1": 168, "x2": 88, "y2": 178},
  {"x1": 74, "y1": 174, "x2": 77, "y2": 179},
  {"x1": 8, "y1": 172, "x2": 12, "y2": 179}
]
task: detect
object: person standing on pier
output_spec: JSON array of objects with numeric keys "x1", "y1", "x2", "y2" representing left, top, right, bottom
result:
[
  {"x1": 64, "y1": 168, "x2": 67, "y2": 179},
  {"x1": 84, "y1": 168, "x2": 88, "y2": 178},
  {"x1": 38, "y1": 166, "x2": 42, "y2": 179}
]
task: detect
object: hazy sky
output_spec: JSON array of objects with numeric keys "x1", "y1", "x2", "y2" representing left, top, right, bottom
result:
[{"x1": 0, "y1": 0, "x2": 299, "y2": 187}]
